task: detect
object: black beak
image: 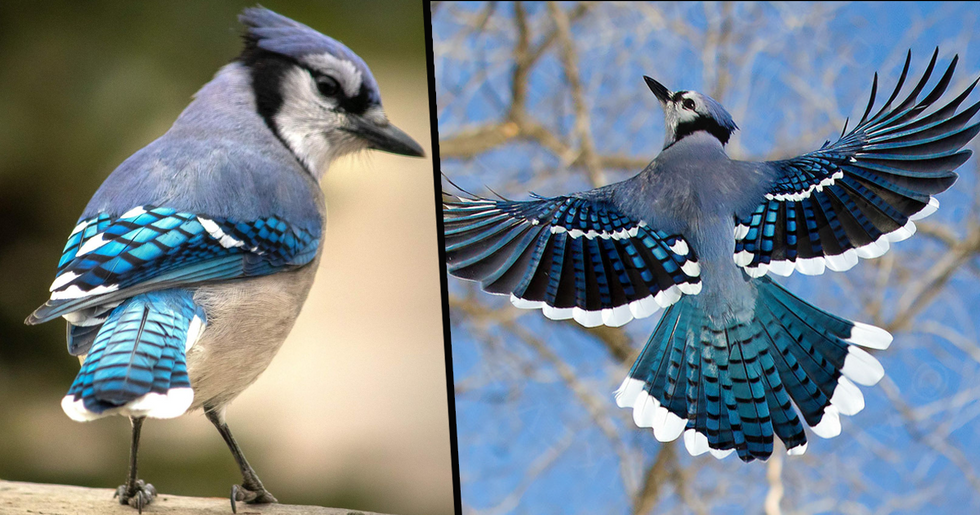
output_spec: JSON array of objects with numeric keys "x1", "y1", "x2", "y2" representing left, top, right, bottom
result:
[
  {"x1": 643, "y1": 76, "x2": 672, "y2": 104},
  {"x1": 346, "y1": 115, "x2": 425, "y2": 157}
]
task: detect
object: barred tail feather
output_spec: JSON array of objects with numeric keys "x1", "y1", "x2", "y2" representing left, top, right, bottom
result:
[
  {"x1": 616, "y1": 277, "x2": 891, "y2": 462},
  {"x1": 66, "y1": 322, "x2": 101, "y2": 356},
  {"x1": 61, "y1": 290, "x2": 205, "y2": 422}
]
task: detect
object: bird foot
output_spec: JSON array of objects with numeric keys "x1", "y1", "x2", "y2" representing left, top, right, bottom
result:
[
  {"x1": 230, "y1": 484, "x2": 277, "y2": 513},
  {"x1": 114, "y1": 480, "x2": 157, "y2": 513}
]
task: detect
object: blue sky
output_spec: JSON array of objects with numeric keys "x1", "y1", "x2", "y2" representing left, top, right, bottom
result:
[{"x1": 435, "y1": 2, "x2": 980, "y2": 513}]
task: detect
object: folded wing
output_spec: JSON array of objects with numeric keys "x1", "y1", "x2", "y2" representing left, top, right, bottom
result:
[{"x1": 28, "y1": 205, "x2": 320, "y2": 325}]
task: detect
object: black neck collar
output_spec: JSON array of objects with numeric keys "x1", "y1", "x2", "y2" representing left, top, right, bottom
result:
[{"x1": 669, "y1": 117, "x2": 732, "y2": 149}]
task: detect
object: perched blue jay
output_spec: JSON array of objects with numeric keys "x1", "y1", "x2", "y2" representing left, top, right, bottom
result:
[
  {"x1": 445, "y1": 49, "x2": 978, "y2": 462},
  {"x1": 26, "y1": 7, "x2": 423, "y2": 512}
]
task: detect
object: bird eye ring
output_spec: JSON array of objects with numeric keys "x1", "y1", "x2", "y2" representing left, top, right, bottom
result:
[
  {"x1": 682, "y1": 98, "x2": 696, "y2": 110},
  {"x1": 316, "y1": 76, "x2": 341, "y2": 97}
]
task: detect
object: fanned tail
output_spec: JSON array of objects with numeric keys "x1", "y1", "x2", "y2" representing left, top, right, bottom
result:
[
  {"x1": 61, "y1": 289, "x2": 206, "y2": 421},
  {"x1": 616, "y1": 277, "x2": 891, "y2": 462}
]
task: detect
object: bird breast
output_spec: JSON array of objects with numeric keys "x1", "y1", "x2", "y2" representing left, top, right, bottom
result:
[{"x1": 184, "y1": 258, "x2": 321, "y2": 411}]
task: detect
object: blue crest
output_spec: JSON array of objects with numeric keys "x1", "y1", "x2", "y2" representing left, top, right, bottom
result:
[
  {"x1": 239, "y1": 6, "x2": 380, "y2": 104},
  {"x1": 700, "y1": 94, "x2": 738, "y2": 133}
]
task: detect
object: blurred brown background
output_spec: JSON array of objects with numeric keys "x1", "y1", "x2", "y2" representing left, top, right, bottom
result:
[{"x1": 0, "y1": 2, "x2": 453, "y2": 514}]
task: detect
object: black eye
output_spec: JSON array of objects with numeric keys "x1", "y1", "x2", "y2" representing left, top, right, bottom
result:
[
  {"x1": 682, "y1": 98, "x2": 696, "y2": 110},
  {"x1": 316, "y1": 76, "x2": 341, "y2": 97}
]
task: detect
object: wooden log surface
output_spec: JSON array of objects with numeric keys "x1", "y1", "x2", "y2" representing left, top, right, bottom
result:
[{"x1": 0, "y1": 480, "x2": 390, "y2": 515}]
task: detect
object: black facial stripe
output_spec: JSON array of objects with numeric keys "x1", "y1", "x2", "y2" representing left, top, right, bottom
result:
[
  {"x1": 239, "y1": 37, "x2": 375, "y2": 121},
  {"x1": 674, "y1": 116, "x2": 733, "y2": 146},
  {"x1": 671, "y1": 90, "x2": 689, "y2": 102},
  {"x1": 299, "y1": 65, "x2": 373, "y2": 116},
  {"x1": 239, "y1": 45, "x2": 293, "y2": 152},
  {"x1": 238, "y1": 39, "x2": 380, "y2": 172}
]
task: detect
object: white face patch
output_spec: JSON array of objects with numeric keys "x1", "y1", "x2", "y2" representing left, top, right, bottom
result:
[
  {"x1": 674, "y1": 94, "x2": 700, "y2": 123},
  {"x1": 301, "y1": 52, "x2": 363, "y2": 98},
  {"x1": 272, "y1": 64, "x2": 378, "y2": 178},
  {"x1": 274, "y1": 67, "x2": 346, "y2": 174}
]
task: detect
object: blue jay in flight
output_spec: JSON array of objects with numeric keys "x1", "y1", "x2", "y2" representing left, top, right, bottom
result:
[
  {"x1": 26, "y1": 7, "x2": 423, "y2": 512},
  {"x1": 444, "y1": 49, "x2": 978, "y2": 462}
]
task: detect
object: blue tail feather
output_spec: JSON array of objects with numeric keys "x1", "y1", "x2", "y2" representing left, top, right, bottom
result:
[
  {"x1": 617, "y1": 276, "x2": 890, "y2": 462},
  {"x1": 759, "y1": 353, "x2": 807, "y2": 451},
  {"x1": 701, "y1": 338, "x2": 733, "y2": 453},
  {"x1": 763, "y1": 304, "x2": 841, "y2": 406},
  {"x1": 627, "y1": 305, "x2": 682, "y2": 391},
  {"x1": 727, "y1": 323, "x2": 774, "y2": 460},
  {"x1": 755, "y1": 305, "x2": 828, "y2": 426},
  {"x1": 62, "y1": 289, "x2": 203, "y2": 421},
  {"x1": 67, "y1": 322, "x2": 101, "y2": 356},
  {"x1": 754, "y1": 325, "x2": 807, "y2": 450}
]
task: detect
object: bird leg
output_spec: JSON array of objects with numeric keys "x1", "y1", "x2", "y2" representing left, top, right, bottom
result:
[
  {"x1": 205, "y1": 406, "x2": 277, "y2": 513},
  {"x1": 114, "y1": 416, "x2": 157, "y2": 513}
]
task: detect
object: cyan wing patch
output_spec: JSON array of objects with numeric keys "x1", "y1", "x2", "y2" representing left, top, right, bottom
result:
[
  {"x1": 62, "y1": 289, "x2": 205, "y2": 421},
  {"x1": 57, "y1": 213, "x2": 112, "y2": 274},
  {"x1": 444, "y1": 192, "x2": 701, "y2": 328},
  {"x1": 29, "y1": 205, "x2": 319, "y2": 324},
  {"x1": 736, "y1": 49, "x2": 977, "y2": 277}
]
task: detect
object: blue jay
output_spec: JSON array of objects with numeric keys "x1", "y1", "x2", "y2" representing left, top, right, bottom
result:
[
  {"x1": 26, "y1": 7, "x2": 423, "y2": 512},
  {"x1": 444, "y1": 49, "x2": 978, "y2": 462}
]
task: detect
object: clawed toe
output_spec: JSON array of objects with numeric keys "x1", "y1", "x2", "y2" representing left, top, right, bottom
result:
[
  {"x1": 230, "y1": 484, "x2": 277, "y2": 513},
  {"x1": 115, "y1": 480, "x2": 157, "y2": 513}
]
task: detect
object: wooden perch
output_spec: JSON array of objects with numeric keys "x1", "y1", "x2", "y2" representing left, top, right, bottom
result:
[{"x1": 0, "y1": 480, "x2": 390, "y2": 515}]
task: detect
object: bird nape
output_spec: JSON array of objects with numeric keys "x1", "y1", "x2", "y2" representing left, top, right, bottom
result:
[
  {"x1": 25, "y1": 6, "x2": 423, "y2": 513},
  {"x1": 443, "y1": 48, "x2": 978, "y2": 462}
]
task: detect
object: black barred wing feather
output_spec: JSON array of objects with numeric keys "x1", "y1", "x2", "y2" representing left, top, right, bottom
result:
[
  {"x1": 735, "y1": 49, "x2": 978, "y2": 277},
  {"x1": 28, "y1": 205, "x2": 319, "y2": 325},
  {"x1": 444, "y1": 192, "x2": 701, "y2": 328}
]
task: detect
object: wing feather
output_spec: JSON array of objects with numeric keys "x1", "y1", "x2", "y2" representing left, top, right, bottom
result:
[
  {"x1": 737, "y1": 50, "x2": 976, "y2": 277},
  {"x1": 444, "y1": 190, "x2": 701, "y2": 328},
  {"x1": 29, "y1": 206, "x2": 319, "y2": 324}
]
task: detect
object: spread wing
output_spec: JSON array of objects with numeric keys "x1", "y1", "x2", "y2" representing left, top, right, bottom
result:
[
  {"x1": 444, "y1": 189, "x2": 701, "y2": 328},
  {"x1": 735, "y1": 49, "x2": 978, "y2": 277},
  {"x1": 28, "y1": 205, "x2": 320, "y2": 324}
]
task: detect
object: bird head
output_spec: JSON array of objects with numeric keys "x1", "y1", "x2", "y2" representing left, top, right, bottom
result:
[
  {"x1": 238, "y1": 7, "x2": 424, "y2": 174},
  {"x1": 644, "y1": 76, "x2": 738, "y2": 150}
]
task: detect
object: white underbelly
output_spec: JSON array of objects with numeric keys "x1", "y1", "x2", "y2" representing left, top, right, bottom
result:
[{"x1": 185, "y1": 263, "x2": 320, "y2": 411}]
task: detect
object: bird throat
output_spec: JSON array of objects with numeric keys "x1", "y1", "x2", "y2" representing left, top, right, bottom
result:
[{"x1": 671, "y1": 117, "x2": 733, "y2": 148}]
